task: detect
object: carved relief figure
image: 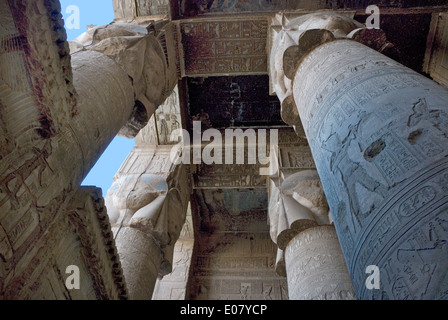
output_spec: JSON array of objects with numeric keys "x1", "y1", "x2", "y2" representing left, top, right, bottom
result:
[
  {"x1": 320, "y1": 114, "x2": 389, "y2": 225},
  {"x1": 408, "y1": 98, "x2": 448, "y2": 138}
]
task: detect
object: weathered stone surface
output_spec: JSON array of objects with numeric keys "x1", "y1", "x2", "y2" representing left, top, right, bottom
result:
[
  {"x1": 269, "y1": 12, "x2": 364, "y2": 134},
  {"x1": 113, "y1": 0, "x2": 170, "y2": 20},
  {"x1": 268, "y1": 167, "x2": 336, "y2": 279},
  {"x1": 267, "y1": 123, "x2": 354, "y2": 300},
  {"x1": 4, "y1": 0, "x2": 448, "y2": 302},
  {"x1": 292, "y1": 37, "x2": 448, "y2": 299},
  {"x1": 1, "y1": 187, "x2": 127, "y2": 300},
  {"x1": 70, "y1": 50, "x2": 135, "y2": 178},
  {"x1": 179, "y1": 18, "x2": 269, "y2": 76},
  {"x1": 136, "y1": 85, "x2": 183, "y2": 145},
  {"x1": 70, "y1": 22, "x2": 168, "y2": 109},
  {"x1": 70, "y1": 19, "x2": 182, "y2": 140},
  {"x1": 268, "y1": 11, "x2": 448, "y2": 299},
  {"x1": 113, "y1": 226, "x2": 162, "y2": 300},
  {"x1": 285, "y1": 226, "x2": 355, "y2": 300},
  {"x1": 152, "y1": 203, "x2": 194, "y2": 300},
  {"x1": 189, "y1": 233, "x2": 287, "y2": 300},
  {"x1": 424, "y1": 12, "x2": 448, "y2": 88},
  {"x1": 105, "y1": 145, "x2": 190, "y2": 299},
  {"x1": 0, "y1": 1, "x2": 133, "y2": 299},
  {"x1": 282, "y1": 170, "x2": 331, "y2": 225},
  {"x1": 186, "y1": 76, "x2": 283, "y2": 128}
]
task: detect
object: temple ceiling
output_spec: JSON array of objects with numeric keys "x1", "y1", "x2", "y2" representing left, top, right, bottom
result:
[{"x1": 134, "y1": 0, "x2": 445, "y2": 240}]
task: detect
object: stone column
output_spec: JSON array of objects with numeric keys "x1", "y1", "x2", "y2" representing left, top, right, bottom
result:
[
  {"x1": 285, "y1": 225, "x2": 355, "y2": 300},
  {"x1": 68, "y1": 50, "x2": 135, "y2": 181},
  {"x1": 152, "y1": 202, "x2": 195, "y2": 300},
  {"x1": 113, "y1": 226, "x2": 163, "y2": 300},
  {"x1": 70, "y1": 22, "x2": 176, "y2": 139},
  {"x1": 0, "y1": 1, "x2": 175, "y2": 299},
  {"x1": 105, "y1": 146, "x2": 190, "y2": 299},
  {"x1": 269, "y1": 168, "x2": 355, "y2": 300},
  {"x1": 270, "y1": 12, "x2": 448, "y2": 299},
  {"x1": 1, "y1": 16, "x2": 171, "y2": 218}
]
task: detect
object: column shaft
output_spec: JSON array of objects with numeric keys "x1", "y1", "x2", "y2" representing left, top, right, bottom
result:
[
  {"x1": 292, "y1": 39, "x2": 448, "y2": 299},
  {"x1": 114, "y1": 227, "x2": 162, "y2": 300},
  {"x1": 285, "y1": 226, "x2": 355, "y2": 300},
  {"x1": 66, "y1": 50, "x2": 135, "y2": 183}
]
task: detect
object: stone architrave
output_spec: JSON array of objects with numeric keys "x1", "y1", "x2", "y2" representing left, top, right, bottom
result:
[
  {"x1": 112, "y1": 0, "x2": 170, "y2": 20},
  {"x1": 270, "y1": 12, "x2": 448, "y2": 299},
  {"x1": 105, "y1": 145, "x2": 190, "y2": 299},
  {"x1": 0, "y1": 186, "x2": 127, "y2": 300},
  {"x1": 178, "y1": 17, "x2": 269, "y2": 77}
]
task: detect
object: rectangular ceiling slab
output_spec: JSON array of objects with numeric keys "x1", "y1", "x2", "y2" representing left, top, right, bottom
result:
[{"x1": 176, "y1": 17, "x2": 269, "y2": 77}]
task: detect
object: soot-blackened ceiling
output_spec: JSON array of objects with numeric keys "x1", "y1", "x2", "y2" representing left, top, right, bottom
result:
[{"x1": 186, "y1": 75, "x2": 285, "y2": 129}]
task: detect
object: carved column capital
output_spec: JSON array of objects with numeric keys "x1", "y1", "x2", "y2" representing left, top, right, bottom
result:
[
  {"x1": 105, "y1": 146, "x2": 190, "y2": 278},
  {"x1": 269, "y1": 166, "x2": 332, "y2": 277},
  {"x1": 269, "y1": 12, "x2": 396, "y2": 135},
  {"x1": 268, "y1": 168, "x2": 355, "y2": 299},
  {"x1": 70, "y1": 22, "x2": 173, "y2": 138},
  {"x1": 104, "y1": 146, "x2": 190, "y2": 299}
]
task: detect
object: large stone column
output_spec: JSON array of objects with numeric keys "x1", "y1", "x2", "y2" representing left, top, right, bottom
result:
[
  {"x1": 105, "y1": 146, "x2": 190, "y2": 299},
  {"x1": 0, "y1": 0, "x2": 174, "y2": 298},
  {"x1": 270, "y1": 12, "x2": 448, "y2": 299}
]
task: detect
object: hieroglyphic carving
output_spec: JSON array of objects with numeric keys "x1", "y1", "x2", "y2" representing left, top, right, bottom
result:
[
  {"x1": 136, "y1": 0, "x2": 170, "y2": 16},
  {"x1": 0, "y1": 0, "x2": 76, "y2": 218},
  {"x1": 65, "y1": 187, "x2": 127, "y2": 299},
  {"x1": 195, "y1": 188, "x2": 268, "y2": 231},
  {"x1": 1, "y1": 187, "x2": 126, "y2": 300},
  {"x1": 135, "y1": 84, "x2": 183, "y2": 146},
  {"x1": 189, "y1": 233, "x2": 287, "y2": 300},
  {"x1": 70, "y1": 22, "x2": 169, "y2": 110},
  {"x1": 285, "y1": 226, "x2": 355, "y2": 300},
  {"x1": 194, "y1": 163, "x2": 267, "y2": 189},
  {"x1": 179, "y1": 18, "x2": 268, "y2": 76},
  {"x1": 291, "y1": 38, "x2": 448, "y2": 299},
  {"x1": 113, "y1": 0, "x2": 170, "y2": 19}
]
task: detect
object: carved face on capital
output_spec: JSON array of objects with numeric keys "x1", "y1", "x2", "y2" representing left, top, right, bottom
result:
[
  {"x1": 281, "y1": 170, "x2": 330, "y2": 224},
  {"x1": 143, "y1": 40, "x2": 167, "y2": 106},
  {"x1": 270, "y1": 28, "x2": 296, "y2": 101},
  {"x1": 105, "y1": 173, "x2": 169, "y2": 225},
  {"x1": 270, "y1": 13, "x2": 363, "y2": 102},
  {"x1": 72, "y1": 23, "x2": 168, "y2": 107}
]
